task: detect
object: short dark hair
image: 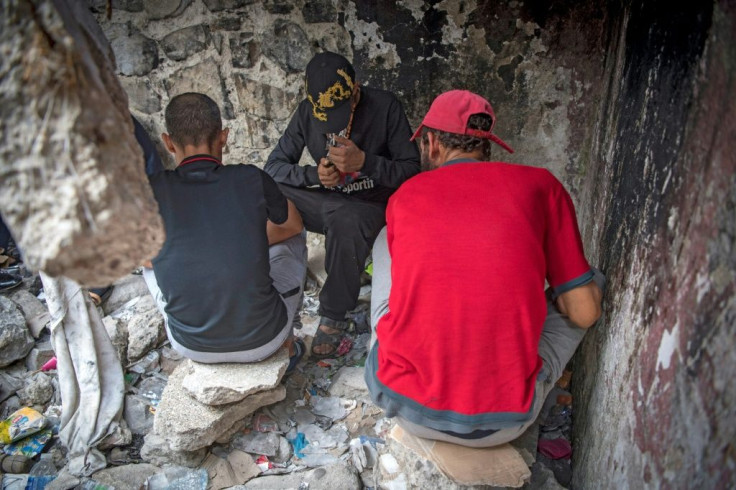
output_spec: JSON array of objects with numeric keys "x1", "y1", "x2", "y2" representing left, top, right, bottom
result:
[
  {"x1": 421, "y1": 113, "x2": 493, "y2": 159},
  {"x1": 165, "y1": 93, "x2": 222, "y2": 148}
]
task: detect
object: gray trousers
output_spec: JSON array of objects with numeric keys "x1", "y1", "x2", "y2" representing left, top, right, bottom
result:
[
  {"x1": 144, "y1": 232, "x2": 307, "y2": 364},
  {"x1": 370, "y1": 227, "x2": 604, "y2": 447}
]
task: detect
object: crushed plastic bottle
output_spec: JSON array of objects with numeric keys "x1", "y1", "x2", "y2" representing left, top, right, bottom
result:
[{"x1": 25, "y1": 453, "x2": 57, "y2": 489}]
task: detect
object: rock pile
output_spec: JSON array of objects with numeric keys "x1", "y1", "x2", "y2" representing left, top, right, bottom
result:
[{"x1": 1, "y1": 264, "x2": 570, "y2": 489}]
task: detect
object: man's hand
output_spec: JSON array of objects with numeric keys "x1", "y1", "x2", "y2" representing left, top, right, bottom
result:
[
  {"x1": 318, "y1": 158, "x2": 341, "y2": 187},
  {"x1": 328, "y1": 136, "x2": 365, "y2": 173}
]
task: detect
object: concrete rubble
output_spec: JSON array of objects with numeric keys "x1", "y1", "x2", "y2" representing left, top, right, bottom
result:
[{"x1": 0, "y1": 265, "x2": 571, "y2": 489}]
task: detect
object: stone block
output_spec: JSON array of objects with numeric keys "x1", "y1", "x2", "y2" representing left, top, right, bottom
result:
[
  {"x1": 111, "y1": 29, "x2": 159, "y2": 76},
  {"x1": 233, "y1": 75, "x2": 299, "y2": 121},
  {"x1": 160, "y1": 346, "x2": 184, "y2": 374},
  {"x1": 230, "y1": 33, "x2": 260, "y2": 69},
  {"x1": 0, "y1": 296, "x2": 34, "y2": 367},
  {"x1": 241, "y1": 462, "x2": 361, "y2": 489},
  {"x1": 261, "y1": 20, "x2": 313, "y2": 73},
  {"x1": 203, "y1": 0, "x2": 255, "y2": 12},
  {"x1": 24, "y1": 341, "x2": 55, "y2": 371},
  {"x1": 126, "y1": 306, "x2": 165, "y2": 363},
  {"x1": 140, "y1": 433, "x2": 206, "y2": 467},
  {"x1": 181, "y1": 351, "x2": 288, "y2": 405},
  {"x1": 303, "y1": 0, "x2": 337, "y2": 23},
  {"x1": 119, "y1": 78, "x2": 162, "y2": 115},
  {"x1": 143, "y1": 0, "x2": 191, "y2": 19},
  {"x1": 164, "y1": 58, "x2": 234, "y2": 120},
  {"x1": 153, "y1": 363, "x2": 286, "y2": 451},
  {"x1": 91, "y1": 463, "x2": 160, "y2": 489},
  {"x1": 0, "y1": 371, "x2": 23, "y2": 403},
  {"x1": 162, "y1": 25, "x2": 208, "y2": 61},
  {"x1": 8, "y1": 289, "x2": 50, "y2": 338}
]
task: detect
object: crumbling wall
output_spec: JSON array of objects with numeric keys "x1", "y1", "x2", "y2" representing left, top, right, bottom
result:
[
  {"x1": 0, "y1": 0, "x2": 164, "y2": 286},
  {"x1": 574, "y1": 0, "x2": 736, "y2": 486}
]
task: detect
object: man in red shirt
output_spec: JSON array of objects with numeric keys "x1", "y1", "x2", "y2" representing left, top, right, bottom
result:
[{"x1": 365, "y1": 90, "x2": 604, "y2": 447}]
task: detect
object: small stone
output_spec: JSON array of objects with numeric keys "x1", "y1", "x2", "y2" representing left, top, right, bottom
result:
[
  {"x1": 272, "y1": 434, "x2": 293, "y2": 463},
  {"x1": 8, "y1": 289, "x2": 50, "y2": 338},
  {"x1": 140, "y1": 433, "x2": 207, "y2": 467},
  {"x1": 227, "y1": 449, "x2": 261, "y2": 482},
  {"x1": 181, "y1": 351, "x2": 288, "y2": 405},
  {"x1": 92, "y1": 463, "x2": 160, "y2": 488},
  {"x1": 111, "y1": 295, "x2": 165, "y2": 362},
  {"x1": 111, "y1": 29, "x2": 158, "y2": 76},
  {"x1": 303, "y1": 0, "x2": 337, "y2": 23},
  {"x1": 0, "y1": 296, "x2": 34, "y2": 367},
  {"x1": 162, "y1": 25, "x2": 208, "y2": 61},
  {"x1": 232, "y1": 431, "x2": 281, "y2": 456},
  {"x1": 261, "y1": 20, "x2": 312, "y2": 74},
  {"x1": 230, "y1": 34, "x2": 260, "y2": 69},
  {"x1": 328, "y1": 366, "x2": 369, "y2": 400},
  {"x1": 24, "y1": 341, "x2": 55, "y2": 371},
  {"x1": 160, "y1": 346, "x2": 184, "y2": 374},
  {"x1": 102, "y1": 274, "x2": 152, "y2": 315},
  {"x1": 0, "y1": 371, "x2": 22, "y2": 403},
  {"x1": 202, "y1": 454, "x2": 240, "y2": 489},
  {"x1": 203, "y1": 0, "x2": 255, "y2": 12},
  {"x1": 17, "y1": 372, "x2": 53, "y2": 406},
  {"x1": 143, "y1": 0, "x2": 192, "y2": 19}
]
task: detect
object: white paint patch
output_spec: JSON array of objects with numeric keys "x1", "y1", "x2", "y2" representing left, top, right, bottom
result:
[
  {"x1": 344, "y1": 2, "x2": 401, "y2": 68},
  {"x1": 656, "y1": 322, "x2": 679, "y2": 371},
  {"x1": 696, "y1": 271, "x2": 711, "y2": 303}
]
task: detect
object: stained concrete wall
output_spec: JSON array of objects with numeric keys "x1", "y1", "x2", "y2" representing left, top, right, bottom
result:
[
  {"x1": 89, "y1": 0, "x2": 735, "y2": 486},
  {"x1": 574, "y1": 1, "x2": 736, "y2": 486}
]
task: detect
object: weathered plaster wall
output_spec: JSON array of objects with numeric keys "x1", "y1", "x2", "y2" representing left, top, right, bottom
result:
[
  {"x1": 574, "y1": 1, "x2": 736, "y2": 486},
  {"x1": 91, "y1": 0, "x2": 608, "y2": 203}
]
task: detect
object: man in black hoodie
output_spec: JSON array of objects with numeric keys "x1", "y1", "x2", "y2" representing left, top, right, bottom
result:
[{"x1": 265, "y1": 52, "x2": 420, "y2": 358}]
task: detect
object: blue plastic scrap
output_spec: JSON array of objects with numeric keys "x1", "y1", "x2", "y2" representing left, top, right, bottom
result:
[{"x1": 289, "y1": 432, "x2": 308, "y2": 458}]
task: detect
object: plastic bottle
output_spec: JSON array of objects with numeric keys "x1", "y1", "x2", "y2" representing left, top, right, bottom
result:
[{"x1": 25, "y1": 453, "x2": 57, "y2": 490}]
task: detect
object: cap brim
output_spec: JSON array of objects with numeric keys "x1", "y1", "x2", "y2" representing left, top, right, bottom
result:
[
  {"x1": 410, "y1": 124, "x2": 424, "y2": 141},
  {"x1": 311, "y1": 99, "x2": 353, "y2": 134},
  {"x1": 490, "y1": 134, "x2": 514, "y2": 154}
]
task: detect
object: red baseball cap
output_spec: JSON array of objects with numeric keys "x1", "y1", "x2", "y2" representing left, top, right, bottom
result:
[{"x1": 411, "y1": 90, "x2": 514, "y2": 154}]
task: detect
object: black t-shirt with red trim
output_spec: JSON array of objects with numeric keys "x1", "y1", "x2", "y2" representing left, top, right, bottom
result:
[{"x1": 149, "y1": 155, "x2": 288, "y2": 352}]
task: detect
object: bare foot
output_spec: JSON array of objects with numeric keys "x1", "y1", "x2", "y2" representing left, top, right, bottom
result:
[{"x1": 312, "y1": 325, "x2": 342, "y2": 356}]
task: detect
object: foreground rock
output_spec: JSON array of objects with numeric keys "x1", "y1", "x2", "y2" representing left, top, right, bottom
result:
[
  {"x1": 149, "y1": 361, "x2": 287, "y2": 453},
  {"x1": 0, "y1": 296, "x2": 34, "y2": 367}
]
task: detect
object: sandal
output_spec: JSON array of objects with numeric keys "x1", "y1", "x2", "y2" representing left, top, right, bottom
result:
[
  {"x1": 89, "y1": 286, "x2": 113, "y2": 306},
  {"x1": 286, "y1": 338, "x2": 305, "y2": 375},
  {"x1": 311, "y1": 328, "x2": 344, "y2": 360}
]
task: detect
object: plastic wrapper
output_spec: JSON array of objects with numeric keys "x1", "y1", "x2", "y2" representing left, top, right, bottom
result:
[
  {"x1": 2, "y1": 428, "x2": 53, "y2": 457},
  {"x1": 0, "y1": 408, "x2": 47, "y2": 444}
]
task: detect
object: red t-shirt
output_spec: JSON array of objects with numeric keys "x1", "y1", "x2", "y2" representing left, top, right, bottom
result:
[{"x1": 375, "y1": 161, "x2": 591, "y2": 416}]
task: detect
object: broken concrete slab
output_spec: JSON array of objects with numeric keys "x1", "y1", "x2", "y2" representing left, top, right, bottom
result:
[
  {"x1": 153, "y1": 363, "x2": 286, "y2": 451},
  {"x1": 101, "y1": 274, "x2": 151, "y2": 315},
  {"x1": 181, "y1": 352, "x2": 289, "y2": 405}
]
